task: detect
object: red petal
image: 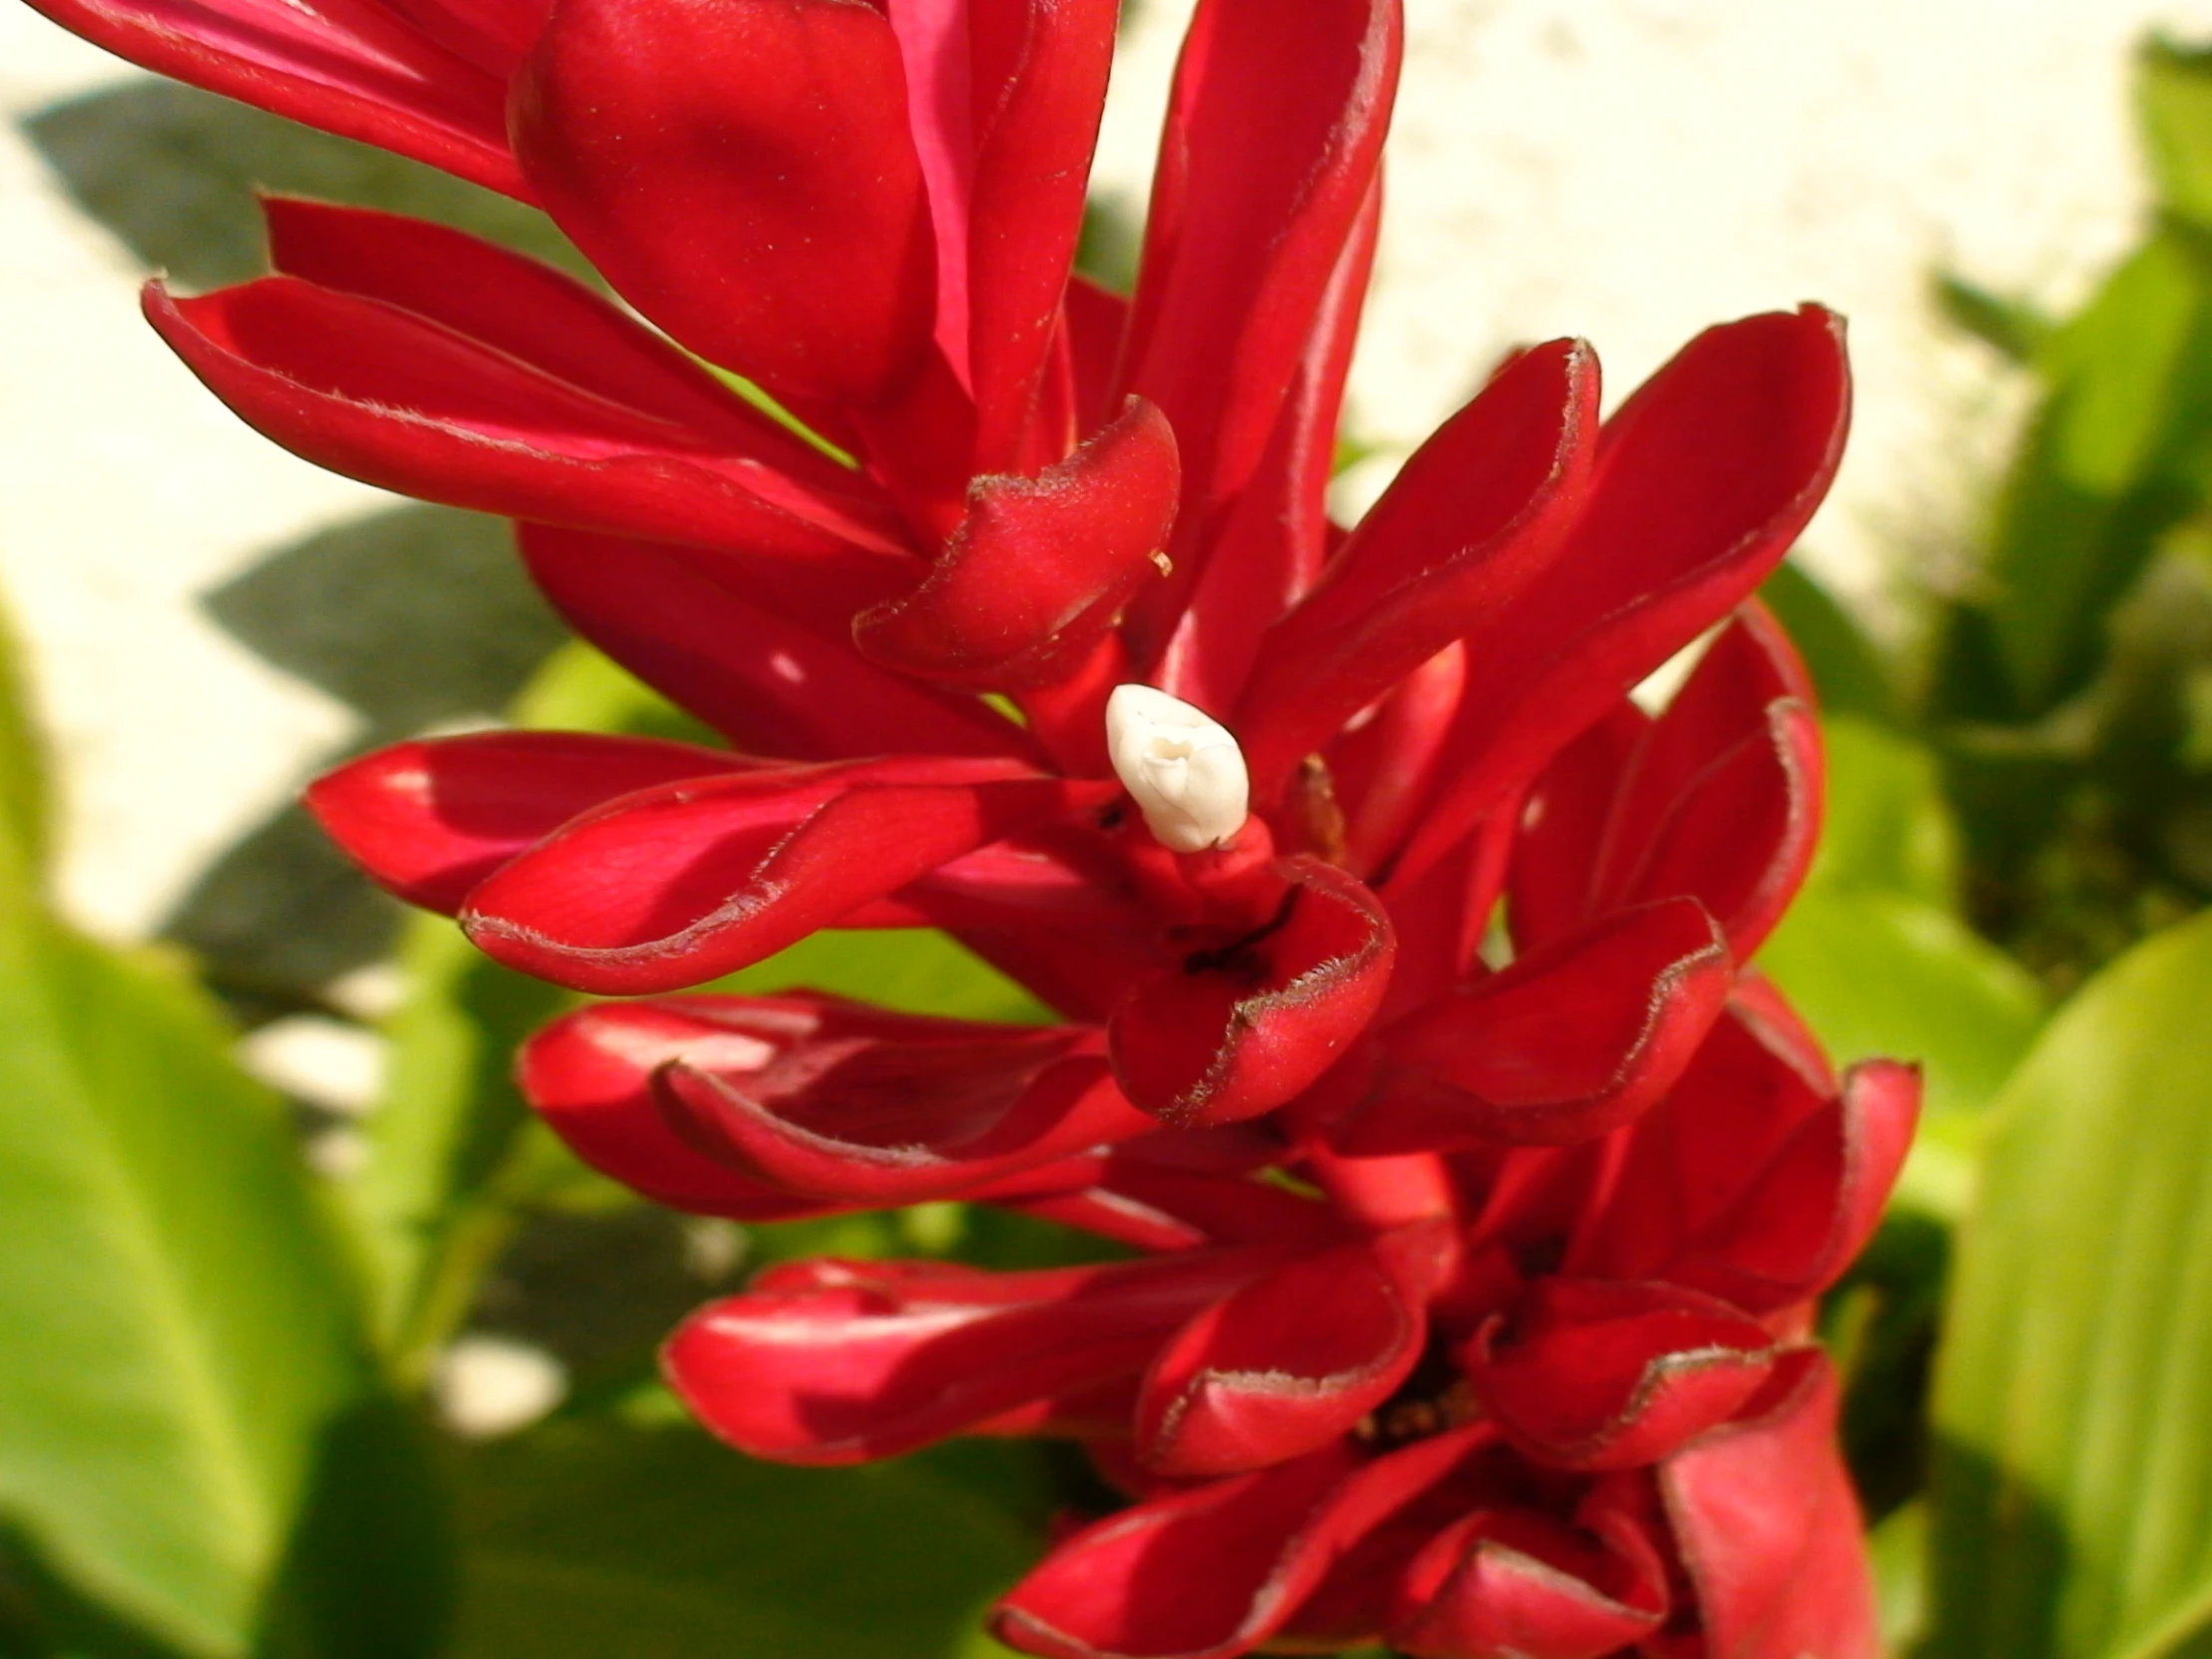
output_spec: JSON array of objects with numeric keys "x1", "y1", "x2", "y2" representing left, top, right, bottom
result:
[
  {"x1": 1154, "y1": 178, "x2": 1380, "y2": 714},
  {"x1": 144, "y1": 276, "x2": 895, "y2": 560},
  {"x1": 1135, "y1": 1237, "x2": 1429, "y2": 1477},
  {"x1": 1119, "y1": 0, "x2": 1398, "y2": 580},
  {"x1": 20, "y1": 0, "x2": 524, "y2": 194},
  {"x1": 959, "y1": 0, "x2": 1121, "y2": 469},
  {"x1": 1505, "y1": 704, "x2": 1648, "y2": 950},
  {"x1": 517, "y1": 525, "x2": 1035, "y2": 762},
  {"x1": 1394, "y1": 306, "x2": 1850, "y2": 887},
  {"x1": 1237, "y1": 339, "x2": 1599, "y2": 793},
  {"x1": 262, "y1": 196, "x2": 883, "y2": 515},
  {"x1": 654, "y1": 1019, "x2": 1155, "y2": 1204},
  {"x1": 513, "y1": 0, "x2": 935, "y2": 403},
  {"x1": 305, "y1": 730, "x2": 739, "y2": 912},
  {"x1": 1467, "y1": 1279, "x2": 1781, "y2": 1471},
  {"x1": 1110, "y1": 857, "x2": 1396, "y2": 1127},
  {"x1": 854, "y1": 398, "x2": 1180, "y2": 688},
  {"x1": 666, "y1": 1250, "x2": 1271, "y2": 1463},
  {"x1": 460, "y1": 759, "x2": 1106, "y2": 993},
  {"x1": 1345, "y1": 898, "x2": 1732, "y2": 1152},
  {"x1": 1389, "y1": 1507, "x2": 1667, "y2": 1659},
  {"x1": 517, "y1": 998, "x2": 845, "y2": 1218},
  {"x1": 1661, "y1": 1355, "x2": 1881, "y2": 1659},
  {"x1": 995, "y1": 1431, "x2": 1482, "y2": 1659},
  {"x1": 1573, "y1": 1004, "x2": 1920, "y2": 1311}
]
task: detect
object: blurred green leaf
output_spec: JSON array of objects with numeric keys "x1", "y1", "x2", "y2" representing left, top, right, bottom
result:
[
  {"x1": 1934, "y1": 274, "x2": 2054, "y2": 365},
  {"x1": 2141, "y1": 38, "x2": 2212, "y2": 232},
  {"x1": 1808, "y1": 718, "x2": 1963, "y2": 902},
  {"x1": 1923, "y1": 908, "x2": 2212, "y2": 1659},
  {"x1": 0, "y1": 843, "x2": 446, "y2": 1658},
  {"x1": 1759, "y1": 561, "x2": 1900, "y2": 723},
  {"x1": 1940, "y1": 231, "x2": 2212, "y2": 720},
  {"x1": 450, "y1": 1422, "x2": 1033, "y2": 1659},
  {"x1": 0, "y1": 596, "x2": 50, "y2": 876},
  {"x1": 348, "y1": 916, "x2": 573, "y2": 1373}
]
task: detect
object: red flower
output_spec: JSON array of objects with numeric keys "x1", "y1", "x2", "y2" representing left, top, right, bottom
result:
[{"x1": 32, "y1": 0, "x2": 1915, "y2": 1648}]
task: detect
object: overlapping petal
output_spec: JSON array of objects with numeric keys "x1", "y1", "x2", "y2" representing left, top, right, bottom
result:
[
  {"x1": 460, "y1": 757, "x2": 1113, "y2": 992},
  {"x1": 146, "y1": 202, "x2": 903, "y2": 560},
  {"x1": 1388, "y1": 1506, "x2": 1668, "y2": 1658},
  {"x1": 512, "y1": 0, "x2": 938, "y2": 405},
  {"x1": 854, "y1": 398, "x2": 1181, "y2": 688},
  {"x1": 306, "y1": 730, "x2": 740, "y2": 912},
  {"x1": 1466, "y1": 1279, "x2": 1783, "y2": 1471},
  {"x1": 1339, "y1": 897, "x2": 1733, "y2": 1152},
  {"x1": 667, "y1": 1251, "x2": 1276, "y2": 1464},
  {"x1": 1109, "y1": 856, "x2": 1396, "y2": 1126}
]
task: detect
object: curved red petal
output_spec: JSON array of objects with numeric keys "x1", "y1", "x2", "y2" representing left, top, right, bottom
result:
[
  {"x1": 461, "y1": 759, "x2": 1107, "y2": 993},
  {"x1": 305, "y1": 730, "x2": 739, "y2": 912},
  {"x1": 1660, "y1": 1355, "x2": 1881, "y2": 1659},
  {"x1": 1345, "y1": 897, "x2": 1732, "y2": 1152},
  {"x1": 517, "y1": 997, "x2": 847, "y2": 1218},
  {"x1": 1110, "y1": 857, "x2": 1396, "y2": 1127},
  {"x1": 1237, "y1": 339, "x2": 1599, "y2": 792},
  {"x1": 665, "y1": 1250, "x2": 1271, "y2": 1464},
  {"x1": 1394, "y1": 305, "x2": 1851, "y2": 887},
  {"x1": 145, "y1": 277, "x2": 891, "y2": 560},
  {"x1": 1119, "y1": 0, "x2": 1399, "y2": 652},
  {"x1": 855, "y1": 398, "x2": 1181, "y2": 688},
  {"x1": 1389, "y1": 1507, "x2": 1668, "y2": 1659},
  {"x1": 656, "y1": 1033, "x2": 1155, "y2": 1205},
  {"x1": 1467, "y1": 1279, "x2": 1781, "y2": 1472},
  {"x1": 996, "y1": 1431, "x2": 1482, "y2": 1659},
  {"x1": 513, "y1": 0, "x2": 936, "y2": 403},
  {"x1": 1135, "y1": 1237, "x2": 1429, "y2": 1477},
  {"x1": 20, "y1": 0, "x2": 524, "y2": 195}
]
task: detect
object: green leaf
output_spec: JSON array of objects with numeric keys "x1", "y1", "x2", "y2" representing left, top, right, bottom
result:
[
  {"x1": 0, "y1": 592, "x2": 50, "y2": 875},
  {"x1": 346, "y1": 915, "x2": 574, "y2": 1372},
  {"x1": 1758, "y1": 561, "x2": 1899, "y2": 724},
  {"x1": 1934, "y1": 273, "x2": 2054, "y2": 364},
  {"x1": 0, "y1": 849, "x2": 446, "y2": 1657},
  {"x1": 2141, "y1": 37, "x2": 2212, "y2": 233},
  {"x1": 1942, "y1": 231, "x2": 2212, "y2": 719},
  {"x1": 1923, "y1": 908, "x2": 2212, "y2": 1659},
  {"x1": 451, "y1": 1423, "x2": 1034, "y2": 1659}
]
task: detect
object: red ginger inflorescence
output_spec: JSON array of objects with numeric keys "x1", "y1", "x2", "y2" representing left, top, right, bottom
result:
[{"x1": 32, "y1": 0, "x2": 1919, "y2": 1648}]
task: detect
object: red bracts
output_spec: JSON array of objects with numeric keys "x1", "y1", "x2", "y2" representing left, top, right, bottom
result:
[{"x1": 40, "y1": 0, "x2": 1912, "y2": 1650}]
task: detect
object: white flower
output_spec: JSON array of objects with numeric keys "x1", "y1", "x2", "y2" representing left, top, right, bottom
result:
[{"x1": 1104, "y1": 684, "x2": 1251, "y2": 852}]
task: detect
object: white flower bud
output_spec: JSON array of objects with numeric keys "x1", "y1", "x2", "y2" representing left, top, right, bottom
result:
[{"x1": 1105, "y1": 683, "x2": 1251, "y2": 852}]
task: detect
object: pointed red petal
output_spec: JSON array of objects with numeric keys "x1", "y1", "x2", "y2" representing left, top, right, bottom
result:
[
  {"x1": 1468, "y1": 1279, "x2": 1781, "y2": 1471},
  {"x1": 460, "y1": 759, "x2": 1107, "y2": 993},
  {"x1": 305, "y1": 731, "x2": 738, "y2": 912},
  {"x1": 854, "y1": 398, "x2": 1180, "y2": 688},
  {"x1": 996, "y1": 1431, "x2": 1484, "y2": 1659},
  {"x1": 1238, "y1": 340, "x2": 1599, "y2": 793},
  {"x1": 1135, "y1": 1237, "x2": 1430, "y2": 1477},
  {"x1": 1394, "y1": 306, "x2": 1850, "y2": 886},
  {"x1": 1345, "y1": 898, "x2": 1732, "y2": 1152},
  {"x1": 144, "y1": 276, "x2": 893, "y2": 560},
  {"x1": 517, "y1": 997, "x2": 847, "y2": 1219},
  {"x1": 1119, "y1": 0, "x2": 1399, "y2": 609},
  {"x1": 1661, "y1": 1355, "x2": 1881, "y2": 1659},
  {"x1": 1110, "y1": 857, "x2": 1396, "y2": 1127},
  {"x1": 655, "y1": 1025, "x2": 1154, "y2": 1205},
  {"x1": 1389, "y1": 1506, "x2": 1668, "y2": 1659},
  {"x1": 20, "y1": 0, "x2": 524, "y2": 194},
  {"x1": 961, "y1": 0, "x2": 1121, "y2": 469},
  {"x1": 513, "y1": 0, "x2": 935, "y2": 403},
  {"x1": 666, "y1": 1251, "x2": 1271, "y2": 1463}
]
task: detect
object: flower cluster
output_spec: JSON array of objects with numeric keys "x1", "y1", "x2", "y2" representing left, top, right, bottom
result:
[{"x1": 29, "y1": 0, "x2": 1917, "y2": 1648}]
